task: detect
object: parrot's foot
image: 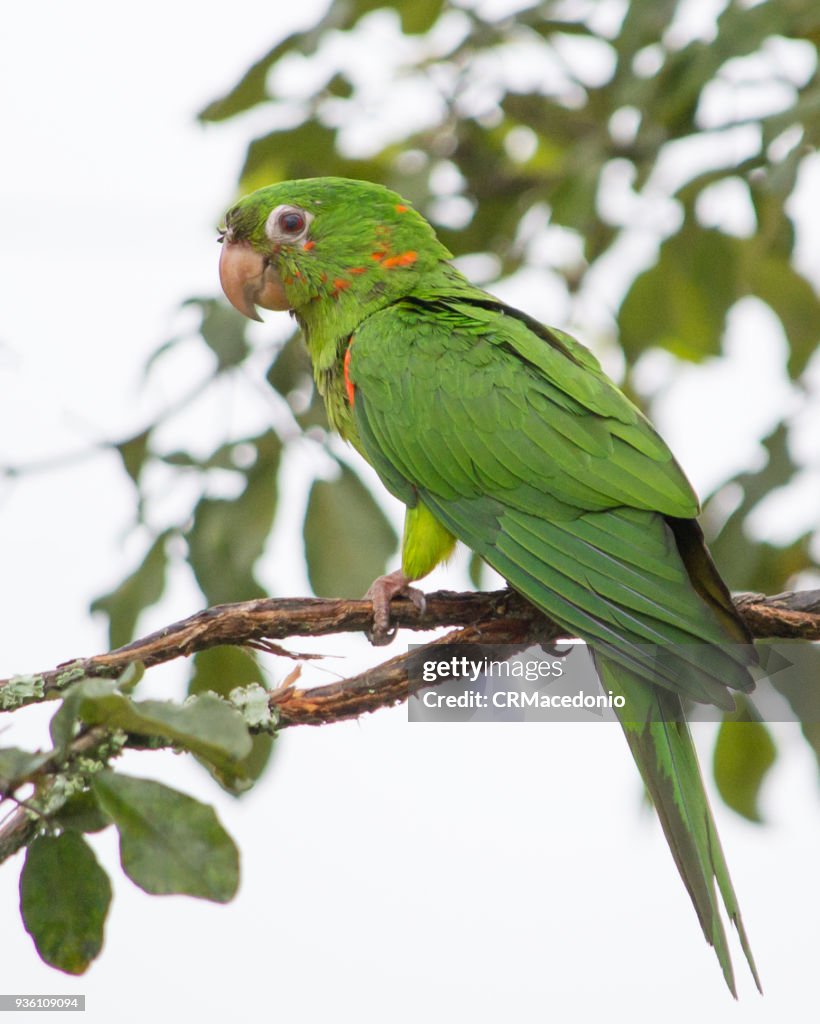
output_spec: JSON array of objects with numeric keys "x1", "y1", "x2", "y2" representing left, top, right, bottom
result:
[{"x1": 365, "y1": 570, "x2": 426, "y2": 646}]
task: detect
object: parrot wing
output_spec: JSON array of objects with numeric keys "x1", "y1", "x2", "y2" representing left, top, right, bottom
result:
[
  {"x1": 348, "y1": 294, "x2": 760, "y2": 995},
  {"x1": 349, "y1": 295, "x2": 755, "y2": 706}
]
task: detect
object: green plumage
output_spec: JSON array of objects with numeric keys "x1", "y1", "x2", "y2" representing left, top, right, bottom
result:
[{"x1": 222, "y1": 177, "x2": 761, "y2": 995}]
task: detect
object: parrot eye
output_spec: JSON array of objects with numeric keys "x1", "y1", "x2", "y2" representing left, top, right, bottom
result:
[
  {"x1": 265, "y1": 205, "x2": 311, "y2": 242},
  {"x1": 280, "y1": 211, "x2": 305, "y2": 233}
]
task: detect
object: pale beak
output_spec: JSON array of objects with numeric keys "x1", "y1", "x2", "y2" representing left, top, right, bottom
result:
[{"x1": 218, "y1": 240, "x2": 290, "y2": 321}]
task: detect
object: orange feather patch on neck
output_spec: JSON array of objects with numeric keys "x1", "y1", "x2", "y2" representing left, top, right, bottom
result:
[{"x1": 343, "y1": 337, "x2": 355, "y2": 405}]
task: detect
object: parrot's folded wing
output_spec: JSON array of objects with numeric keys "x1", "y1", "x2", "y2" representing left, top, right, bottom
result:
[
  {"x1": 350, "y1": 296, "x2": 760, "y2": 993},
  {"x1": 351, "y1": 296, "x2": 755, "y2": 702}
]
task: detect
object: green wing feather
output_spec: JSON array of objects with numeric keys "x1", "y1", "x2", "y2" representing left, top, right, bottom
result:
[{"x1": 350, "y1": 295, "x2": 761, "y2": 994}]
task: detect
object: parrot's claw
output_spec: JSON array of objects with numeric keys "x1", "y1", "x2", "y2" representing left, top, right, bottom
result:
[{"x1": 365, "y1": 570, "x2": 426, "y2": 646}]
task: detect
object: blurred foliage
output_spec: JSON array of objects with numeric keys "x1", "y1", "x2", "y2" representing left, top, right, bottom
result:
[
  {"x1": 304, "y1": 461, "x2": 398, "y2": 596},
  {"x1": 713, "y1": 696, "x2": 777, "y2": 822},
  {"x1": 767, "y1": 640, "x2": 820, "y2": 766},
  {"x1": 89, "y1": 0, "x2": 819, "y2": 815}
]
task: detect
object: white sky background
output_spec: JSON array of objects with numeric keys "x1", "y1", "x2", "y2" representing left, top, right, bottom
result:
[{"x1": 0, "y1": 2, "x2": 818, "y2": 1021}]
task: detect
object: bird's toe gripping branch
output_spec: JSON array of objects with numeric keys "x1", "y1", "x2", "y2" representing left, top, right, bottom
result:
[{"x1": 365, "y1": 570, "x2": 427, "y2": 645}]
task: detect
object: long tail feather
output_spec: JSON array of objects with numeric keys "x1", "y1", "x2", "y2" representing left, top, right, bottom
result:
[{"x1": 594, "y1": 653, "x2": 762, "y2": 997}]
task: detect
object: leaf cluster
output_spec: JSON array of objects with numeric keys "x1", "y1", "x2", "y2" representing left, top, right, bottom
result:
[{"x1": 3, "y1": 668, "x2": 275, "y2": 973}]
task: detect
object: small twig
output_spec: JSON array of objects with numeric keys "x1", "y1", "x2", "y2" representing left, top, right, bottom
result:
[
  {"x1": 273, "y1": 610, "x2": 555, "y2": 726},
  {"x1": 0, "y1": 725, "x2": 118, "y2": 863},
  {"x1": 0, "y1": 806, "x2": 37, "y2": 864}
]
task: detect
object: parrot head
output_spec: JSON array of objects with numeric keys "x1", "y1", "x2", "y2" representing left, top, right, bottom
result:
[{"x1": 218, "y1": 177, "x2": 451, "y2": 322}]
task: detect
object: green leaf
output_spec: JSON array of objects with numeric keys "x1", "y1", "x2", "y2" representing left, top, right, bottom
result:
[
  {"x1": 188, "y1": 647, "x2": 275, "y2": 795},
  {"x1": 115, "y1": 429, "x2": 151, "y2": 485},
  {"x1": 187, "y1": 297, "x2": 250, "y2": 370},
  {"x1": 52, "y1": 678, "x2": 253, "y2": 769},
  {"x1": 265, "y1": 333, "x2": 329, "y2": 428},
  {"x1": 746, "y1": 255, "x2": 820, "y2": 378},
  {"x1": 91, "y1": 772, "x2": 239, "y2": 902},
  {"x1": 50, "y1": 791, "x2": 112, "y2": 834},
  {"x1": 188, "y1": 498, "x2": 267, "y2": 603},
  {"x1": 326, "y1": 72, "x2": 354, "y2": 99},
  {"x1": 20, "y1": 833, "x2": 111, "y2": 975},
  {"x1": 129, "y1": 695, "x2": 252, "y2": 764},
  {"x1": 266, "y1": 332, "x2": 312, "y2": 398},
  {"x1": 397, "y1": 0, "x2": 444, "y2": 34},
  {"x1": 766, "y1": 641, "x2": 820, "y2": 772},
  {"x1": 468, "y1": 551, "x2": 485, "y2": 590},
  {"x1": 198, "y1": 22, "x2": 331, "y2": 123},
  {"x1": 188, "y1": 645, "x2": 261, "y2": 697},
  {"x1": 713, "y1": 698, "x2": 777, "y2": 822},
  {"x1": 116, "y1": 661, "x2": 145, "y2": 695},
  {"x1": 198, "y1": 40, "x2": 285, "y2": 122},
  {"x1": 705, "y1": 425, "x2": 813, "y2": 593},
  {"x1": 187, "y1": 431, "x2": 281, "y2": 605},
  {"x1": 91, "y1": 533, "x2": 169, "y2": 649},
  {"x1": 49, "y1": 689, "x2": 83, "y2": 750},
  {"x1": 239, "y1": 121, "x2": 387, "y2": 195},
  {"x1": 198, "y1": 0, "x2": 438, "y2": 128},
  {"x1": 619, "y1": 225, "x2": 739, "y2": 363},
  {"x1": 304, "y1": 462, "x2": 398, "y2": 597},
  {"x1": 0, "y1": 747, "x2": 50, "y2": 790},
  {"x1": 202, "y1": 730, "x2": 275, "y2": 796}
]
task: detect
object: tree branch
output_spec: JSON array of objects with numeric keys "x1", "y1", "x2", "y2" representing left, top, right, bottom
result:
[
  {"x1": 1, "y1": 589, "x2": 817, "y2": 723},
  {"x1": 0, "y1": 588, "x2": 816, "y2": 864}
]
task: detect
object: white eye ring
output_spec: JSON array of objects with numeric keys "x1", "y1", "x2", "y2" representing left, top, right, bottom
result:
[{"x1": 265, "y1": 205, "x2": 313, "y2": 242}]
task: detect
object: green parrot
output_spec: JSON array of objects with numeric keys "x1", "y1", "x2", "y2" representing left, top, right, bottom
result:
[{"x1": 219, "y1": 177, "x2": 761, "y2": 996}]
